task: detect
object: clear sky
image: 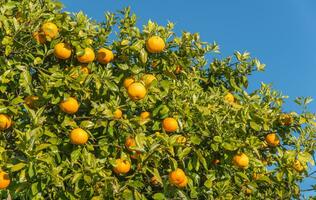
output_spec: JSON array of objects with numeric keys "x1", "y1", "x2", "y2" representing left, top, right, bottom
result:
[{"x1": 60, "y1": 0, "x2": 316, "y2": 196}]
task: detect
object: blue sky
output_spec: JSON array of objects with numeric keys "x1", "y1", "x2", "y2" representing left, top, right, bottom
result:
[{"x1": 61, "y1": 0, "x2": 316, "y2": 196}]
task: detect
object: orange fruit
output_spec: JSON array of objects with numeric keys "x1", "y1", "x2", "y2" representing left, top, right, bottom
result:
[
  {"x1": 125, "y1": 137, "x2": 136, "y2": 151},
  {"x1": 279, "y1": 114, "x2": 293, "y2": 126},
  {"x1": 97, "y1": 48, "x2": 114, "y2": 64},
  {"x1": 59, "y1": 97, "x2": 79, "y2": 114},
  {"x1": 224, "y1": 92, "x2": 235, "y2": 104},
  {"x1": 146, "y1": 36, "x2": 165, "y2": 53},
  {"x1": 113, "y1": 159, "x2": 131, "y2": 174},
  {"x1": 293, "y1": 160, "x2": 304, "y2": 172},
  {"x1": 233, "y1": 153, "x2": 249, "y2": 169},
  {"x1": 141, "y1": 74, "x2": 156, "y2": 87},
  {"x1": 32, "y1": 31, "x2": 46, "y2": 44},
  {"x1": 77, "y1": 47, "x2": 95, "y2": 63},
  {"x1": 265, "y1": 133, "x2": 280, "y2": 147},
  {"x1": 0, "y1": 171, "x2": 10, "y2": 189},
  {"x1": 0, "y1": 114, "x2": 12, "y2": 130},
  {"x1": 113, "y1": 109, "x2": 122, "y2": 119},
  {"x1": 24, "y1": 95, "x2": 39, "y2": 108},
  {"x1": 69, "y1": 128, "x2": 89, "y2": 145},
  {"x1": 169, "y1": 168, "x2": 187, "y2": 186},
  {"x1": 130, "y1": 151, "x2": 141, "y2": 160},
  {"x1": 41, "y1": 22, "x2": 58, "y2": 39},
  {"x1": 123, "y1": 78, "x2": 135, "y2": 89},
  {"x1": 54, "y1": 43, "x2": 72, "y2": 60},
  {"x1": 140, "y1": 111, "x2": 150, "y2": 120},
  {"x1": 176, "y1": 176, "x2": 188, "y2": 188},
  {"x1": 127, "y1": 82, "x2": 147, "y2": 100},
  {"x1": 162, "y1": 117, "x2": 178, "y2": 132}
]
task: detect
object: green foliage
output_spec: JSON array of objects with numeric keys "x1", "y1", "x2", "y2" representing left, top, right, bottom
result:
[{"x1": 0, "y1": 0, "x2": 315, "y2": 199}]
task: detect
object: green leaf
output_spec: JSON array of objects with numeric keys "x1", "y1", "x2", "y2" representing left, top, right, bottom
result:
[
  {"x1": 152, "y1": 193, "x2": 166, "y2": 200},
  {"x1": 11, "y1": 163, "x2": 27, "y2": 172},
  {"x1": 250, "y1": 121, "x2": 261, "y2": 131}
]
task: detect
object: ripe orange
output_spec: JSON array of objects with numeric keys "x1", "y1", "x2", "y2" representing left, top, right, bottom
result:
[
  {"x1": 32, "y1": 31, "x2": 46, "y2": 44},
  {"x1": 224, "y1": 92, "x2": 235, "y2": 104},
  {"x1": 162, "y1": 117, "x2": 178, "y2": 132},
  {"x1": 0, "y1": 171, "x2": 10, "y2": 189},
  {"x1": 97, "y1": 48, "x2": 114, "y2": 64},
  {"x1": 140, "y1": 111, "x2": 150, "y2": 120},
  {"x1": 279, "y1": 114, "x2": 293, "y2": 126},
  {"x1": 24, "y1": 95, "x2": 39, "y2": 108},
  {"x1": 41, "y1": 22, "x2": 58, "y2": 39},
  {"x1": 176, "y1": 176, "x2": 188, "y2": 188},
  {"x1": 54, "y1": 43, "x2": 72, "y2": 60},
  {"x1": 125, "y1": 136, "x2": 136, "y2": 151},
  {"x1": 77, "y1": 48, "x2": 95, "y2": 63},
  {"x1": 265, "y1": 133, "x2": 280, "y2": 147},
  {"x1": 0, "y1": 114, "x2": 12, "y2": 130},
  {"x1": 146, "y1": 36, "x2": 165, "y2": 53},
  {"x1": 69, "y1": 128, "x2": 89, "y2": 145},
  {"x1": 141, "y1": 74, "x2": 156, "y2": 87},
  {"x1": 59, "y1": 97, "x2": 79, "y2": 114},
  {"x1": 293, "y1": 160, "x2": 304, "y2": 172},
  {"x1": 233, "y1": 153, "x2": 249, "y2": 169},
  {"x1": 113, "y1": 159, "x2": 131, "y2": 174},
  {"x1": 123, "y1": 78, "x2": 135, "y2": 89},
  {"x1": 169, "y1": 168, "x2": 187, "y2": 187},
  {"x1": 113, "y1": 109, "x2": 122, "y2": 119},
  {"x1": 127, "y1": 82, "x2": 147, "y2": 100}
]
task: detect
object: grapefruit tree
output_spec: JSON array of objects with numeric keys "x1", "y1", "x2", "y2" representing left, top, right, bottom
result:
[{"x1": 0, "y1": 0, "x2": 315, "y2": 199}]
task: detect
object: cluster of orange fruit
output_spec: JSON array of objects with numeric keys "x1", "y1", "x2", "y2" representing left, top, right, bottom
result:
[{"x1": 223, "y1": 93, "x2": 304, "y2": 172}]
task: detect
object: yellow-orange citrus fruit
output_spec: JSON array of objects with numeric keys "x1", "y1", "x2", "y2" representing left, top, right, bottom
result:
[
  {"x1": 59, "y1": 97, "x2": 79, "y2": 114},
  {"x1": 32, "y1": 31, "x2": 46, "y2": 44},
  {"x1": 245, "y1": 188, "x2": 252, "y2": 195},
  {"x1": 140, "y1": 111, "x2": 150, "y2": 120},
  {"x1": 113, "y1": 159, "x2": 131, "y2": 174},
  {"x1": 0, "y1": 114, "x2": 11, "y2": 130},
  {"x1": 169, "y1": 168, "x2": 187, "y2": 186},
  {"x1": 24, "y1": 95, "x2": 39, "y2": 108},
  {"x1": 141, "y1": 74, "x2": 156, "y2": 87},
  {"x1": 123, "y1": 78, "x2": 135, "y2": 89},
  {"x1": 113, "y1": 109, "x2": 122, "y2": 119},
  {"x1": 265, "y1": 133, "x2": 280, "y2": 147},
  {"x1": 279, "y1": 114, "x2": 294, "y2": 126},
  {"x1": 233, "y1": 153, "x2": 249, "y2": 169},
  {"x1": 162, "y1": 117, "x2": 178, "y2": 132},
  {"x1": 125, "y1": 137, "x2": 136, "y2": 151},
  {"x1": 54, "y1": 43, "x2": 72, "y2": 60},
  {"x1": 224, "y1": 92, "x2": 235, "y2": 104},
  {"x1": 150, "y1": 176, "x2": 160, "y2": 186},
  {"x1": 77, "y1": 48, "x2": 95, "y2": 63},
  {"x1": 69, "y1": 128, "x2": 89, "y2": 145},
  {"x1": 97, "y1": 48, "x2": 114, "y2": 64},
  {"x1": 127, "y1": 82, "x2": 147, "y2": 100},
  {"x1": 176, "y1": 176, "x2": 188, "y2": 188},
  {"x1": 41, "y1": 22, "x2": 58, "y2": 39},
  {"x1": 146, "y1": 36, "x2": 165, "y2": 53},
  {"x1": 293, "y1": 160, "x2": 304, "y2": 172},
  {"x1": 0, "y1": 171, "x2": 10, "y2": 189}
]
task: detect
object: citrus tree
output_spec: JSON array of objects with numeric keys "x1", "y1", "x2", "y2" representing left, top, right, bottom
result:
[{"x1": 0, "y1": 0, "x2": 316, "y2": 199}]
